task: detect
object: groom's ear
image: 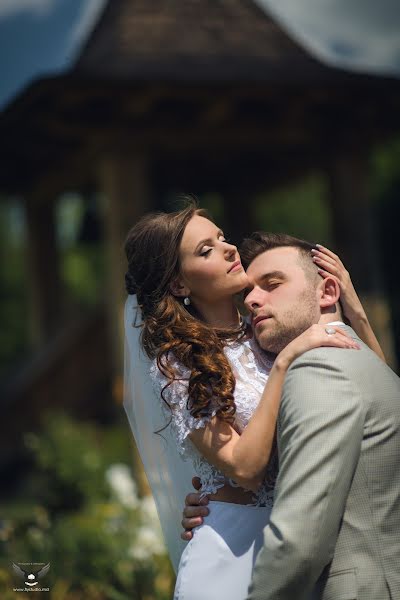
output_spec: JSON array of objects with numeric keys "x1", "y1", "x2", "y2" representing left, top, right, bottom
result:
[
  {"x1": 170, "y1": 277, "x2": 190, "y2": 298},
  {"x1": 318, "y1": 276, "x2": 340, "y2": 309}
]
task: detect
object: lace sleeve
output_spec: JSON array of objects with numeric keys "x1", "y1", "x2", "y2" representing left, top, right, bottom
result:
[{"x1": 149, "y1": 357, "x2": 219, "y2": 456}]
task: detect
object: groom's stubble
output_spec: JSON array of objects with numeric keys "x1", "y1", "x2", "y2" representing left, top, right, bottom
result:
[{"x1": 254, "y1": 283, "x2": 319, "y2": 355}]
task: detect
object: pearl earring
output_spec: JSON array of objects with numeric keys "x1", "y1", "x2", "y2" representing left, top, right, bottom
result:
[{"x1": 184, "y1": 297, "x2": 191, "y2": 306}]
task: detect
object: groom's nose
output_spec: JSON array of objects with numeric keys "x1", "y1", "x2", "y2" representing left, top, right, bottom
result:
[{"x1": 244, "y1": 287, "x2": 263, "y2": 312}]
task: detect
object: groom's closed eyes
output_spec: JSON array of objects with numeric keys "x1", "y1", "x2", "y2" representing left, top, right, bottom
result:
[{"x1": 243, "y1": 270, "x2": 287, "y2": 299}]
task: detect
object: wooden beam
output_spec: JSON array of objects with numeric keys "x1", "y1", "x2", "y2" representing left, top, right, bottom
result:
[
  {"x1": 200, "y1": 97, "x2": 236, "y2": 125},
  {"x1": 24, "y1": 194, "x2": 62, "y2": 347}
]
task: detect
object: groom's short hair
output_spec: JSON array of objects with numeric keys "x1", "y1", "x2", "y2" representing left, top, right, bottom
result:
[{"x1": 240, "y1": 232, "x2": 319, "y2": 285}]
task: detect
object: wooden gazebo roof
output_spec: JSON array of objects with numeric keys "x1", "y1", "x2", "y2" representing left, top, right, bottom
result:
[
  {"x1": 1, "y1": 0, "x2": 399, "y2": 195},
  {"x1": 75, "y1": 0, "x2": 336, "y2": 82}
]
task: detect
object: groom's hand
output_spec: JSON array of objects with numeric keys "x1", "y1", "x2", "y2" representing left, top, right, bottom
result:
[{"x1": 180, "y1": 477, "x2": 209, "y2": 541}]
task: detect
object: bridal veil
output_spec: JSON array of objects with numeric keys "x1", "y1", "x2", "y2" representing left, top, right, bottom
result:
[{"x1": 123, "y1": 294, "x2": 194, "y2": 572}]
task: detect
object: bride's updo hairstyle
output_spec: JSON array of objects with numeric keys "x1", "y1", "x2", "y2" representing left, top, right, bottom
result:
[{"x1": 125, "y1": 200, "x2": 243, "y2": 424}]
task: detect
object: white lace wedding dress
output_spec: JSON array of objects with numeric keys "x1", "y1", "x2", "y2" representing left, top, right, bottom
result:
[{"x1": 150, "y1": 335, "x2": 275, "y2": 600}]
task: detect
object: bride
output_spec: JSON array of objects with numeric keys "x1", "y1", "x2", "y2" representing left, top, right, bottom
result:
[{"x1": 123, "y1": 201, "x2": 383, "y2": 600}]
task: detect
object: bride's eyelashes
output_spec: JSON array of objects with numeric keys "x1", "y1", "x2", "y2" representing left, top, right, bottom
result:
[{"x1": 199, "y1": 235, "x2": 229, "y2": 257}]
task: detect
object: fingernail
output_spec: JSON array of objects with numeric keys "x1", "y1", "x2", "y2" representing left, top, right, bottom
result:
[
  {"x1": 311, "y1": 249, "x2": 318, "y2": 254},
  {"x1": 313, "y1": 256, "x2": 320, "y2": 262},
  {"x1": 316, "y1": 243, "x2": 323, "y2": 248}
]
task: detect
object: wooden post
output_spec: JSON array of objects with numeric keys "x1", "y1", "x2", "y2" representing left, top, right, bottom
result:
[
  {"x1": 97, "y1": 153, "x2": 152, "y2": 380},
  {"x1": 97, "y1": 153, "x2": 153, "y2": 497},
  {"x1": 327, "y1": 154, "x2": 396, "y2": 368},
  {"x1": 24, "y1": 195, "x2": 62, "y2": 347}
]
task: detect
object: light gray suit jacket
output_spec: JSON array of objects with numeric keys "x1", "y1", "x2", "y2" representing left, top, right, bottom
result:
[{"x1": 248, "y1": 325, "x2": 400, "y2": 600}]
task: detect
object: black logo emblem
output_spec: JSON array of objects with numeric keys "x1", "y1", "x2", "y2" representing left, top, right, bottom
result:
[{"x1": 12, "y1": 563, "x2": 50, "y2": 587}]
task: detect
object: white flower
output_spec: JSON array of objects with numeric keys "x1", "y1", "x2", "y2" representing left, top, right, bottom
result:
[
  {"x1": 128, "y1": 525, "x2": 166, "y2": 561},
  {"x1": 128, "y1": 495, "x2": 166, "y2": 561},
  {"x1": 133, "y1": 495, "x2": 166, "y2": 559},
  {"x1": 105, "y1": 464, "x2": 139, "y2": 509}
]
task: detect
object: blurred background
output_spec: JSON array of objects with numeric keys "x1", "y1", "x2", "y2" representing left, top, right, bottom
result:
[{"x1": 0, "y1": 1, "x2": 399, "y2": 598}]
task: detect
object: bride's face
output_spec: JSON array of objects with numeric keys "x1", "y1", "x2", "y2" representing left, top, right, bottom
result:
[{"x1": 173, "y1": 215, "x2": 248, "y2": 306}]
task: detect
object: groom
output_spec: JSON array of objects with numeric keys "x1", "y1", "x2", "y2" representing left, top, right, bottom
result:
[{"x1": 182, "y1": 232, "x2": 400, "y2": 600}]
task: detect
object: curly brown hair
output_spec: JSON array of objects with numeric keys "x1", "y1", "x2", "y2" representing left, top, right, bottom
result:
[{"x1": 124, "y1": 200, "x2": 245, "y2": 424}]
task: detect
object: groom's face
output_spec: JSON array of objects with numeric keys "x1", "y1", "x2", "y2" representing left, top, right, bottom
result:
[{"x1": 244, "y1": 247, "x2": 320, "y2": 354}]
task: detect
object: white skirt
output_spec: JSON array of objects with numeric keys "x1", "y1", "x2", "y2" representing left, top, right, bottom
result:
[{"x1": 174, "y1": 501, "x2": 272, "y2": 600}]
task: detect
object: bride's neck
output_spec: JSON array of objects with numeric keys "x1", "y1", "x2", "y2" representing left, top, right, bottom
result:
[{"x1": 198, "y1": 299, "x2": 240, "y2": 329}]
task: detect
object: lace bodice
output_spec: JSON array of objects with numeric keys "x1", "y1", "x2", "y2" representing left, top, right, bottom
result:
[{"x1": 150, "y1": 336, "x2": 276, "y2": 506}]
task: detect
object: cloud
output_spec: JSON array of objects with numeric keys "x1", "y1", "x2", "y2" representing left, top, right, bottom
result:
[
  {"x1": 0, "y1": 0, "x2": 54, "y2": 19},
  {"x1": 69, "y1": 0, "x2": 107, "y2": 48},
  {"x1": 255, "y1": 0, "x2": 400, "y2": 76}
]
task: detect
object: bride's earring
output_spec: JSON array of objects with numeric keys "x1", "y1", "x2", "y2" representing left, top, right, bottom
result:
[{"x1": 183, "y1": 297, "x2": 191, "y2": 306}]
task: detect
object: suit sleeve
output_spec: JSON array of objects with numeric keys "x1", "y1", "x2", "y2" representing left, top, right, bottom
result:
[{"x1": 247, "y1": 351, "x2": 364, "y2": 600}]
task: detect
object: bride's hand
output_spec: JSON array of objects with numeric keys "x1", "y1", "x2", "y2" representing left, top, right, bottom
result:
[
  {"x1": 311, "y1": 244, "x2": 386, "y2": 362},
  {"x1": 276, "y1": 324, "x2": 360, "y2": 371},
  {"x1": 311, "y1": 244, "x2": 365, "y2": 322}
]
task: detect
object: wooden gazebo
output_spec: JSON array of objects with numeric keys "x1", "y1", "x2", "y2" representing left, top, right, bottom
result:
[{"x1": 1, "y1": 0, "x2": 399, "y2": 427}]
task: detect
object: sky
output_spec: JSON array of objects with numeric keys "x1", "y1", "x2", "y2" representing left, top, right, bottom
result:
[
  {"x1": 0, "y1": 0, "x2": 399, "y2": 111},
  {"x1": 255, "y1": 0, "x2": 400, "y2": 77},
  {"x1": 0, "y1": 0, "x2": 107, "y2": 109}
]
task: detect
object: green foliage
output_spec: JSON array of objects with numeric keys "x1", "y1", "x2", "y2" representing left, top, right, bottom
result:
[
  {"x1": 0, "y1": 194, "x2": 105, "y2": 378},
  {"x1": 0, "y1": 413, "x2": 174, "y2": 599},
  {"x1": 62, "y1": 244, "x2": 105, "y2": 308},
  {"x1": 370, "y1": 137, "x2": 400, "y2": 200},
  {"x1": 371, "y1": 136, "x2": 400, "y2": 364},
  {"x1": 199, "y1": 193, "x2": 225, "y2": 224},
  {"x1": 57, "y1": 193, "x2": 105, "y2": 309},
  {"x1": 253, "y1": 173, "x2": 333, "y2": 245}
]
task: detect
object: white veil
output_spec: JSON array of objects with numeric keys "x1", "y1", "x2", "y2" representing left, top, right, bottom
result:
[{"x1": 123, "y1": 294, "x2": 194, "y2": 572}]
